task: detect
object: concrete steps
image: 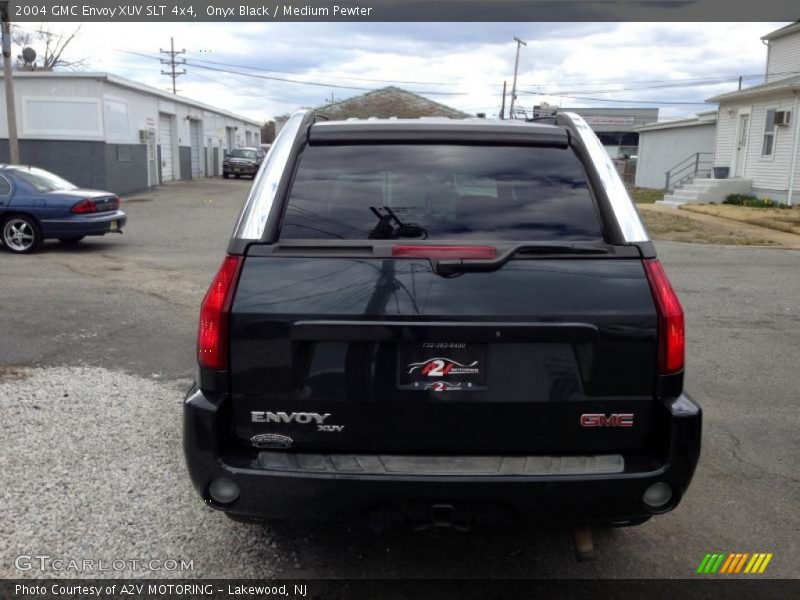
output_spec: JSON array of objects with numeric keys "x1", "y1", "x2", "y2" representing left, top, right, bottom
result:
[{"x1": 657, "y1": 178, "x2": 752, "y2": 207}]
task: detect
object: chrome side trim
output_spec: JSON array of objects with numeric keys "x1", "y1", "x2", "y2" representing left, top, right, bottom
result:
[
  {"x1": 40, "y1": 210, "x2": 126, "y2": 223},
  {"x1": 561, "y1": 112, "x2": 650, "y2": 243},
  {"x1": 233, "y1": 109, "x2": 310, "y2": 240},
  {"x1": 257, "y1": 452, "x2": 625, "y2": 476}
]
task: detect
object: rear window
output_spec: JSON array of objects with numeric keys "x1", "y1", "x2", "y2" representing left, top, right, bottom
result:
[
  {"x1": 279, "y1": 144, "x2": 602, "y2": 241},
  {"x1": 9, "y1": 167, "x2": 77, "y2": 193}
]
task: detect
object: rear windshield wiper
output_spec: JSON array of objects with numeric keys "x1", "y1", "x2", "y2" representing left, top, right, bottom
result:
[
  {"x1": 368, "y1": 207, "x2": 427, "y2": 240},
  {"x1": 435, "y1": 243, "x2": 609, "y2": 276}
]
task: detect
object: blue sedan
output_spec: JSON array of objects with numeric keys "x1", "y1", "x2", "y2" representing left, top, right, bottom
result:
[{"x1": 0, "y1": 165, "x2": 127, "y2": 253}]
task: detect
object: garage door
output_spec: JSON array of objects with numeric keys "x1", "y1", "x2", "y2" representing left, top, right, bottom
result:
[
  {"x1": 158, "y1": 114, "x2": 174, "y2": 182},
  {"x1": 190, "y1": 120, "x2": 202, "y2": 178}
]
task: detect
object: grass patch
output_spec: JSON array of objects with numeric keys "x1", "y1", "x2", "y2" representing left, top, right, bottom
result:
[
  {"x1": 628, "y1": 187, "x2": 663, "y2": 204},
  {"x1": 682, "y1": 204, "x2": 800, "y2": 236},
  {"x1": 639, "y1": 209, "x2": 777, "y2": 246}
]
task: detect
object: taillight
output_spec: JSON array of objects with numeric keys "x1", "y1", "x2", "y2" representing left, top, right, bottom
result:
[
  {"x1": 643, "y1": 259, "x2": 684, "y2": 375},
  {"x1": 111, "y1": 196, "x2": 120, "y2": 210},
  {"x1": 71, "y1": 199, "x2": 97, "y2": 214},
  {"x1": 198, "y1": 255, "x2": 243, "y2": 370},
  {"x1": 392, "y1": 245, "x2": 497, "y2": 260}
]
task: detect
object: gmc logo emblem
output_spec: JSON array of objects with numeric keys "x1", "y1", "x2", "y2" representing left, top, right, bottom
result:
[{"x1": 580, "y1": 413, "x2": 634, "y2": 428}]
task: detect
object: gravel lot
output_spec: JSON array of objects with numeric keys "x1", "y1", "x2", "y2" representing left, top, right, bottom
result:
[{"x1": 1, "y1": 179, "x2": 798, "y2": 578}]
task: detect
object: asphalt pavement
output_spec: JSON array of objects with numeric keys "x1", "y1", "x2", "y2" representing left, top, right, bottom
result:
[{"x1": 0, "y1": 179, "x2": 797, "y2": 578}]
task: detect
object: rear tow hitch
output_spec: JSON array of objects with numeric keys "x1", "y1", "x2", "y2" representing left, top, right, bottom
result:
[
  {"x1": 572, "y1": 526, "x2": 595, "y2": 561},
  {"x1": 413, "y1": 504, "x2": 470, "y2": 532}
]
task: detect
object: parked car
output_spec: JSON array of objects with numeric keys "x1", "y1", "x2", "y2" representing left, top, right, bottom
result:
[
  {"x1": 184, "y1": 112, "x2": 701, "y2": 535},
  {"x1": 222, "y1": 147, "x2": 264, "y2": 179},
  {"x1": 0, "y1": 165, "x2": 126, "y2": 254}
]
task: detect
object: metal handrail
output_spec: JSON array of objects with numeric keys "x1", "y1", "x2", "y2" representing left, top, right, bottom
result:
[{"x1": 665, "y1": 152, "x2": 714, "y2": 191}]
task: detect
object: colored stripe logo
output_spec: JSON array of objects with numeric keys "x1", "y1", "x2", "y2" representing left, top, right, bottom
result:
[{"x1": 697, "y1": 553, "x2": 773, "y2": 574}]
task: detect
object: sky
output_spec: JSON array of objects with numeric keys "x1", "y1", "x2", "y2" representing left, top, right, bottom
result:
[{"x1": 11, "y1": 21, "x2": 790, "y2": 123}]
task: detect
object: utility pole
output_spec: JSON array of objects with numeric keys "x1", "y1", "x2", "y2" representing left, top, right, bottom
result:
[
  {"x1": 500, "y1": 81, "x2": 506, "y2": 119},
  {"x1": 1, "y1": 2, "x2": 19, "y2": 163},
  {"x1": 509, "y1": 36, "x2": 527, "y2": 119},
  {"x1": 160, "y1": 37, "x2": 186, "y2": 94}
]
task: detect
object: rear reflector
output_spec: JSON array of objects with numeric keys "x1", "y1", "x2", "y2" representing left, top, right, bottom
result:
[
  {"x1": 643, "y1": 259, "x2": 684, "y2": 375},
  {"x1": 198, "y1": 255, "x2": 243, "y2": 370},
  {"x1": 392, "y1": 245, "x2": 497, "y2": 260}
]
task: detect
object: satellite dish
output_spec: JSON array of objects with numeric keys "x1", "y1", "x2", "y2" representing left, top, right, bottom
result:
[{"x1": 21, "y1": 47, "x2": 37, "y2": 64}]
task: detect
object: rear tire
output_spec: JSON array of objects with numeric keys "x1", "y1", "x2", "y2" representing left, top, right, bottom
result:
[
  {"x1": 223, "y1": 172, "x2": 229, "y2": 179},
  {"x1": 234, "y1": 174, "x2": 241, "y2": 179},
  {"x1": 2, "y1": 215, "x2": 42, "y2": 254},
  {"x1": 59, "y1": 236, "x2": 85, "y2": 244}
]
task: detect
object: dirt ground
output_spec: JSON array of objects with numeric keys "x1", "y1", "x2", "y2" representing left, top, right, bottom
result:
[
  {"x1": 638, "y1": 204, "x2": 800, "y2": 249},
  {"x1": 682, "y1": 204, "x2": 800, "y2": 236}
]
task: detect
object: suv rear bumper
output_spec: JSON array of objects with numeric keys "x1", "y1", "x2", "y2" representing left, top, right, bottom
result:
[{"x1": 183, "y1": 389, "x2": 701, "y2": 526}]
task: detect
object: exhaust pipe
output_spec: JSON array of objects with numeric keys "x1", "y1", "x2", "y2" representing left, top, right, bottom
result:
[{"x1": 572, "y1": 526, "x2": 595, "y2": 561}]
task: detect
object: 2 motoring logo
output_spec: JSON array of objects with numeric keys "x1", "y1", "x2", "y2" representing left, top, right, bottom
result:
[
  {"x1": 424, "y1": 381, "x2": 463, "y2": 392},
  {"x1": 696, "y1": 552, "x2": 774, "y2": 574},
  {"x1": 407, "y1": 358, "x2": 480, "y2": 377}
]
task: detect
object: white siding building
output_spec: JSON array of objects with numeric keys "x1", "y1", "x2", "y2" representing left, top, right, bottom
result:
[
  {"x1": 634, "y1": 112, "x2": 718, "y2": 189},
  {"x1": 705, "y1": 22, "x2": 800, "y2": 205},
  {"x1": 0, "y1": 72, "x2": 262, "y2": 194}
]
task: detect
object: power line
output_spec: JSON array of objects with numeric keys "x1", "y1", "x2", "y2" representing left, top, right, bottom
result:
[
  {"x1": 518, "y1": 74, "x2": 781, "y2": 96},
  {"x1": 184, "y1": 55, "x2": 468, "y2": 87},
  {"x1": 117, "y1": 48, "x2": 798, "y2": 106},
  {"x1": 161, "y1": 53, "x2": 800, "y2": 91},
  {"x1": 553, "y1": 95, "x2": 709, "y2": 105},
  {"x1": 122, "y1": 48, "x2": 798, "y2": 92},
  {"x1": 185, "y1": 60, "x2": 468, "y2": 95}
]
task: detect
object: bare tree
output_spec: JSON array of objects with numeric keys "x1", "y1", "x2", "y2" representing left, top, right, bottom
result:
[
  {"x1": 261, "y1": 120, "x2": 276, "y2": 144},
  {"x1": 12, "y1": 23, "x2": 86, "y2": 70}
]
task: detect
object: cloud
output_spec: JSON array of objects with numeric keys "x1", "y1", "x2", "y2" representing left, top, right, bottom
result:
[{"x1": 12, "y1": 21, "x2": 791, "y2": 122}]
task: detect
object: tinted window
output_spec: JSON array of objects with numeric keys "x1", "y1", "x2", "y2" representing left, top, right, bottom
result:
[
  {"x1": 280, "y1": 144, "x2": 602, "y2": 241},
  {"x1": 0, "y1": 175, "x2": 11, "y2": 195},
  {"x1": 230, "y1": 149, "x2": 258, "y2": 159},
  {"x1": 8, "y1": 167, "x2": 77, "y2": 192}
]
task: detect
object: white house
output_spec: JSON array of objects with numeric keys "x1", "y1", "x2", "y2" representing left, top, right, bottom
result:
[
  {"x1": 634, "y1": 111, "x2": 718, "y2": 189},
  {"x1": 702, "y1": 22, "x2": 800, "y2": 206},
  {"x1": 0, "y1": 72, "x2": 263, "y2": 194}
]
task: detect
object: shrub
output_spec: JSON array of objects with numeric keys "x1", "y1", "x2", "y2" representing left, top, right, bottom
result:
[{"x1": 723, "y1": 194, "x2": 790, "y2": 209}]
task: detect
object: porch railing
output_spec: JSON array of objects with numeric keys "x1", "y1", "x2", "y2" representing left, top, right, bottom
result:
[{"x1": 665, "y1": 152, "x2": 714, "y2": 192}]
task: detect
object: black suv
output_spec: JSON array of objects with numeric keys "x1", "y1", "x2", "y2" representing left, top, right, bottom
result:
[
  {"x1": 184, "y1": 112, "x2": 701, "y2": 530},
  {"x1": 222, "y1": 147, "x2": 264, "y2": 179}
]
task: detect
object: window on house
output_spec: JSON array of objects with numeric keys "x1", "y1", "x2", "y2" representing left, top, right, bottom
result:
[{"x1": 762, "y1": 109, "x2": 776, "y2": 157}]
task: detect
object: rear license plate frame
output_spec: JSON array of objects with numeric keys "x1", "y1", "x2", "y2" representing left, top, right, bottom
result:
[{"x1": 397, "y1": 342, "x2": 487, "y2": 392}]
